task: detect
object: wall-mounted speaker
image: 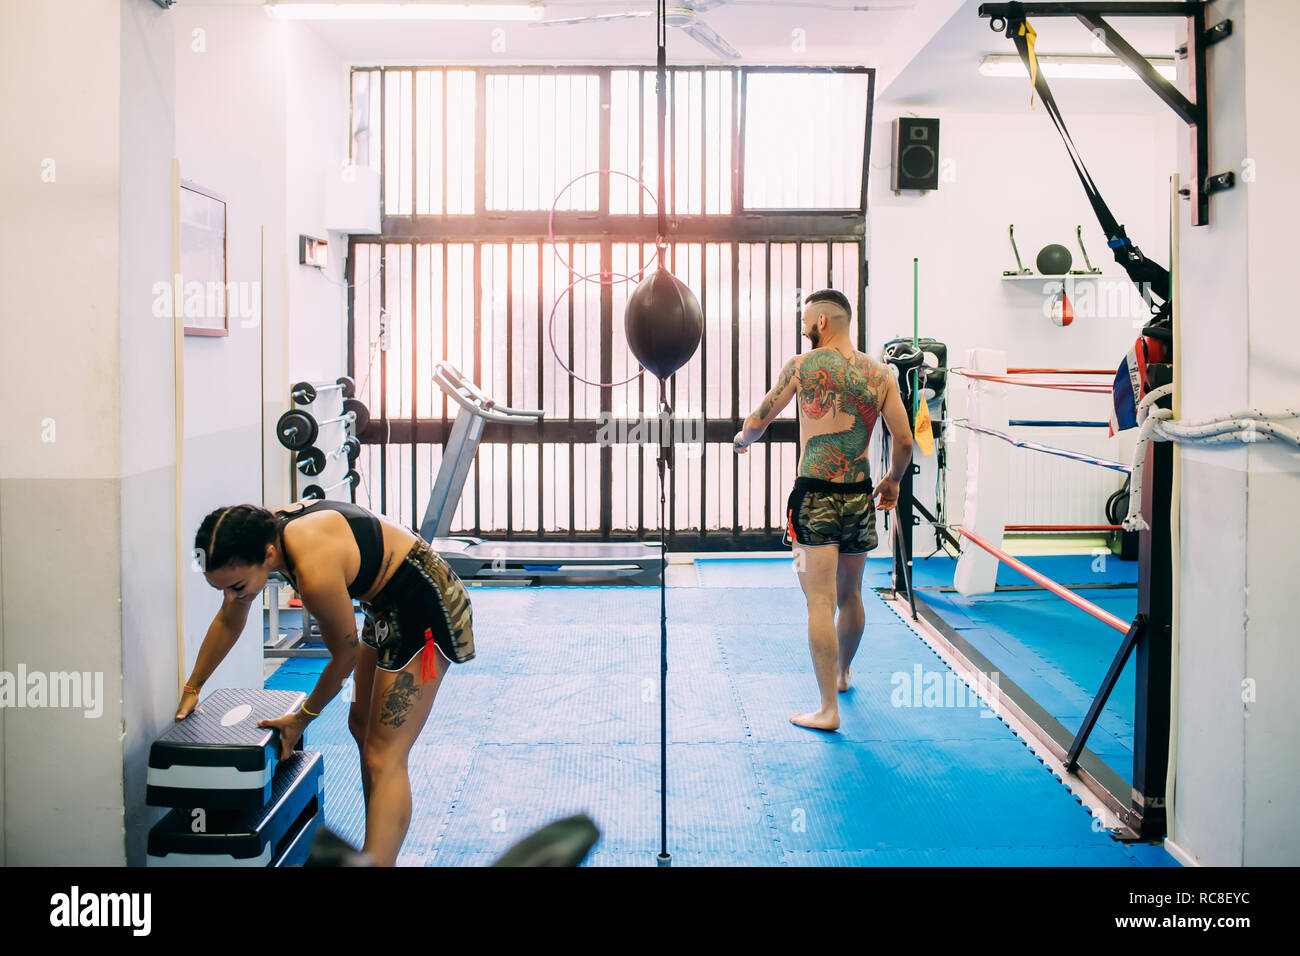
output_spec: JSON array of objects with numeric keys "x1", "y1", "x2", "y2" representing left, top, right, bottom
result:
[{"x1": 891, "y1": 117, "x2": 940, "y2": 191}]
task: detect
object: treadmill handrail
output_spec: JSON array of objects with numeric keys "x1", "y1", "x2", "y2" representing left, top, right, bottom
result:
[{"x1": 433, "y1": 362, "x2": 544, "y2": 424}]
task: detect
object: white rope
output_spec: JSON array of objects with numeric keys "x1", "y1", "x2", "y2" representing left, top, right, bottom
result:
[{"x1": 1123, "y1": 386, "x2": 1300, "y2": 530}]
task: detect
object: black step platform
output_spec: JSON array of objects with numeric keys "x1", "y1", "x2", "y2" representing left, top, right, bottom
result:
[
  {"x1": 146, "y1": 688, "x2": 306, "y2": 811},
  {"x1": 147, "y1": 750, "x2": 324, "y2": 867}
]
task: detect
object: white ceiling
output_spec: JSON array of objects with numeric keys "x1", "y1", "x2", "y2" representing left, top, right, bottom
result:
[
  {"x1": 250, "y1": 0, "x2": 1186, "y2": 115},
  {"x1": 266, "y1": 0, "x2": 958, "y2": 81}
]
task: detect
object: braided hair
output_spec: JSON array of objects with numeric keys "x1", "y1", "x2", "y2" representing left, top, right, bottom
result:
[{"x1": 194, "y1": 504, "x2": 279, "y2": 573}]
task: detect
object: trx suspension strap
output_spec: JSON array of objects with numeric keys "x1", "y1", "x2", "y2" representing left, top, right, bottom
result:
[{"x1": 998, "y1": 4, "x2": 1171, "y2": 342}]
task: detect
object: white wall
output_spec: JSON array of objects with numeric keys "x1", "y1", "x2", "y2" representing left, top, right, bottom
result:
[
  {"x1": 282, "y1": 23, "x2": 352, "y2": 506},
  {"x1": 866, "y1": 95, "x2": 1176, "y2": 540},
  {"x1": 173, "y1": 9, "x2": 351, "y2": 690},
  {"x1": 1173, "y1": 0, "x2": 1300, "y2": 866},
  {"x1": 286, "y1": 24, "x2": 349, "y2": 386},
  {"x1": 0, "y1": 0, "x2": 126, "y2": 866},
  {"x1": 119, "y1": 0, "x2": 179, "y2": 870},
  {"x1": 1, "y1": 0, "x2": 178, "y2": 866},
  {"x1": 174, "y1": 4, "x2": 289, "y2": 692}
]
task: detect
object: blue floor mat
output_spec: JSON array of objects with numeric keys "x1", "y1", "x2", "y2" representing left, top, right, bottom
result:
[
  {"x1": 267, "y1": 584, "x2": 1173, "y2": 867},
  {"x1": 695, "y1": 554, "x2": 1138, "y2": 590},
  {"x1": 918, "y1": 588, "x2": 1138, "y2": 781}
]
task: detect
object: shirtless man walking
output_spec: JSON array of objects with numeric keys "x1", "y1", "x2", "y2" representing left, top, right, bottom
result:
[{"x1": 734, "y1": 289, "x2": 914, "y2": 731}]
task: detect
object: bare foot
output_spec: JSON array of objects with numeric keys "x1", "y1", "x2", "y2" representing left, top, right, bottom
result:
[
  {"x1": 790, "y1": 709, "x2": 839, "y2": 732},
  {"x1": 837, "y1": 667, "x2": 852, "y2": 693}
]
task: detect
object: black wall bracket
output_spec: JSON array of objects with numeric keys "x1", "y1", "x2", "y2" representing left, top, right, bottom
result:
[{"x1": 978, "y1": 2, "x2": 1232, "y2": 226}]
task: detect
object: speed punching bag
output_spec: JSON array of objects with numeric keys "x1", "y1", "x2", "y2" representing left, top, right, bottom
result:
[{"x1": 625, "y1": 266, "x2": 703, "y2": 380}]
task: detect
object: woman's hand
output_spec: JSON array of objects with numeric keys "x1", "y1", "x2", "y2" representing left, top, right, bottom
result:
[
  {"x1": 175, "y1": 688, "x2": 201, "y2": 721},
  {"x1": 259, "y1": 712, "x2": 311, "y2": 759}
]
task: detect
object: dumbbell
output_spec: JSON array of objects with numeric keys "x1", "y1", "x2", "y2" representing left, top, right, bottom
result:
[
  {"x1": 276, "y1": 399, "x2": 370, "y2": 450},
  {"x1": 291, "y1": 376, "x2": 356, "y2": 406},
  {"x1": 296, "y1": 436, "x2": 362, "y2": 476},
  {"x1": 302, "y1": 469, "x2": 361, "y2": 502}
]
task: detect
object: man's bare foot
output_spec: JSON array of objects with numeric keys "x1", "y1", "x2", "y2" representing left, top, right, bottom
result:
[
  {"x1": 837, "y1": 667, "x2": 852, "y2": 693},
  {"x1": 790, "y1": 709, "x2": 839, "y2": 732}
]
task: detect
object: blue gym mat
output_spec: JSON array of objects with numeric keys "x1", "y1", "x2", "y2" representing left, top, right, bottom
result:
[
  {"x1": 268, "y1": 576, "x2": 1175, "y2": 867},
  {"x1": 918, "y1": 588, "x2": 1138, "y2": 781},
  {"x1": 694, "y1": 553, "x2": 1138, "y2": 590}
]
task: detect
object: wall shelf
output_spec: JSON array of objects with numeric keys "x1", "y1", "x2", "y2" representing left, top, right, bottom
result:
[{"x1": 1001, "y1": 273, "x2": 1105, "y2": 282}]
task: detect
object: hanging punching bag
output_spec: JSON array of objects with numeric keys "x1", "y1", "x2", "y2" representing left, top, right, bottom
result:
[{"x1": 624, "y1": 266, "x2": 702, "y2": 380}]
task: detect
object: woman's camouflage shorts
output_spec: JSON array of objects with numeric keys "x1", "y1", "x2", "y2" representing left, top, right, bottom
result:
[{"x1": 359, "y1": 539, "x2": 475, "y2": 672}]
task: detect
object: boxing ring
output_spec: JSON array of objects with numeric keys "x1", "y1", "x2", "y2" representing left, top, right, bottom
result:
[{"x1": 880, "y1": 349, "x2": 1172, "y2": 840}]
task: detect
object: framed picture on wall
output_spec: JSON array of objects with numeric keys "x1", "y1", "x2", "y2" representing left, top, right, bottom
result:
[{"x1": 179, "y1": 180, "x2": 228, "y2": 336}]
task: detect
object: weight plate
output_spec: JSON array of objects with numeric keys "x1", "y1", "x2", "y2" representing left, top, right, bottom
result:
[
  {"x1": 290, "y1": 381, "x2": 317, "y2": 406},
  {"x1": 343, "y1": 398, "x2": 370, "y2": 434},
  {"x1": 276, "y1": 410, "x2": 319, "y2": 450},
  {"x1": 295, "y1": 447, "x2": 326, "y2": 476}
]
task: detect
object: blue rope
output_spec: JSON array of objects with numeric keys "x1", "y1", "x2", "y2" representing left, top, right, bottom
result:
[{"x1": 952, "y1": 420, "x2": 1131, "y2": 473}]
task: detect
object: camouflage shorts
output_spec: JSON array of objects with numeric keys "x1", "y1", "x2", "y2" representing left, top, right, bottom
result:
[
  {"x1": 359, "y1": 539, "x2": 475, "y2": 672},
  {"x1": 784, "y1": 476, "x2": 878, "y2": 554}
]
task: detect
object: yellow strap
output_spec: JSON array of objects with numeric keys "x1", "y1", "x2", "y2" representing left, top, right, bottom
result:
[
  {"x1": 1021, "y1": 20, "x2": 1039, "y2": 109},
  {"x1": 914, "y1": 396, "x2": 935, "y2": 457}
]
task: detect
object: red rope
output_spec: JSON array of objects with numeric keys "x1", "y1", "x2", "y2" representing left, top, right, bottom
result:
[
  {"x1": 955, "y1": 370, "x2": 1111, "y2": 393},
  {"x1": 1006, "y1": 367, "x2": 1117, "y2": 375},
  {"x1": 1005, "y1": 524, "x2": 1122, "y2": 531},
  {"x1": 957, "y1": 527, "x2": 1129, "y2": 634}
]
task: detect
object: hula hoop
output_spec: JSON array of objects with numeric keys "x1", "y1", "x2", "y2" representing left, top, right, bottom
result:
[
  {"x1": 548, "y1": 269, "x2": 646, "y2": 389},
  {"x1": 548, "y1": 169, "x2": 663, "y2": 284}
]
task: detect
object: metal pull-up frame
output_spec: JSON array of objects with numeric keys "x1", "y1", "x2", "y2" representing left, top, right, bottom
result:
[{"x1": 978, "y1": 1, "x2": 1233, "y2": 226}]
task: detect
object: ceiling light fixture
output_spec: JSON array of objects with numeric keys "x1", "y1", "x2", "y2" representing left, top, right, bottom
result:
[
  {"x1": 978, "y1": 54, "x2": 1176, "y2": 82},
  {"x1": 266, "y1": 3, "x2": 545, "y2": 21}
]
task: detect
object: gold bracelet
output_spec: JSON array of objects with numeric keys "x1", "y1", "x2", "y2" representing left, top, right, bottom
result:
[{"x1": 298, "y1": 702, "x2": 320, "y2": 718}]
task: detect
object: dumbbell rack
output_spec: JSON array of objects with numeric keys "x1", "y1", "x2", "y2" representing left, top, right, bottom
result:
[
  {"x1": 276, "y1": 376, "x2": 370, "y2": 504},
  {"x1": 267, "y1": 377, "x2": 372, "y2": 661}
]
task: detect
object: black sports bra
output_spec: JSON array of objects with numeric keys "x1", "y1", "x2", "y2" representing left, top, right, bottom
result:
[{"x1": 275, "y1": 500, "x2": 384, "y2": 599}]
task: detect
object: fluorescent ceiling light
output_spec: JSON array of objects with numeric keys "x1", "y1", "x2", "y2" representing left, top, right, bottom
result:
[
  {"x1": 979, "y1": 54, "x2": 1176, "y2": 82},
  {"x1": 266, "y1": 3, "x2": 545, "y2": 20}
]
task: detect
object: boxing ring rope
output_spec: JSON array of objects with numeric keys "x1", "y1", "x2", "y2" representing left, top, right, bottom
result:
[
  {"x1": 947, "y1": 367, "x2": 1112, "y2": 394},
  {"x1": 1005, "y1": 524, "x2": 1122, "y2": 532},
  {"x1": 953, "y1": 359, "x2": 1300, "y2": 534},
  {"x1": 956, "y1": 527, "x2": 1130, "y2": 634},
  {"x1": 1008, "y1": 420, "x2": 1110, "y2": 428},
  {"x1": 949, "y1": 349, "x2": 1129, "y2": 595},
  {"x1": 948, "y1": 420, "x2": 1131, "y2": 474}
]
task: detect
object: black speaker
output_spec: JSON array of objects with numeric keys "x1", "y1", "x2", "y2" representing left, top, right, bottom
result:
[{"x1": 891, "y1": 117, "x2": 940, "y2": 191}]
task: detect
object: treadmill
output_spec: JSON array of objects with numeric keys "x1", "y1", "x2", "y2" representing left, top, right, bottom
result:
[{"x1": 420, "y1": 362, "x2": 662, "y2": 586}]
